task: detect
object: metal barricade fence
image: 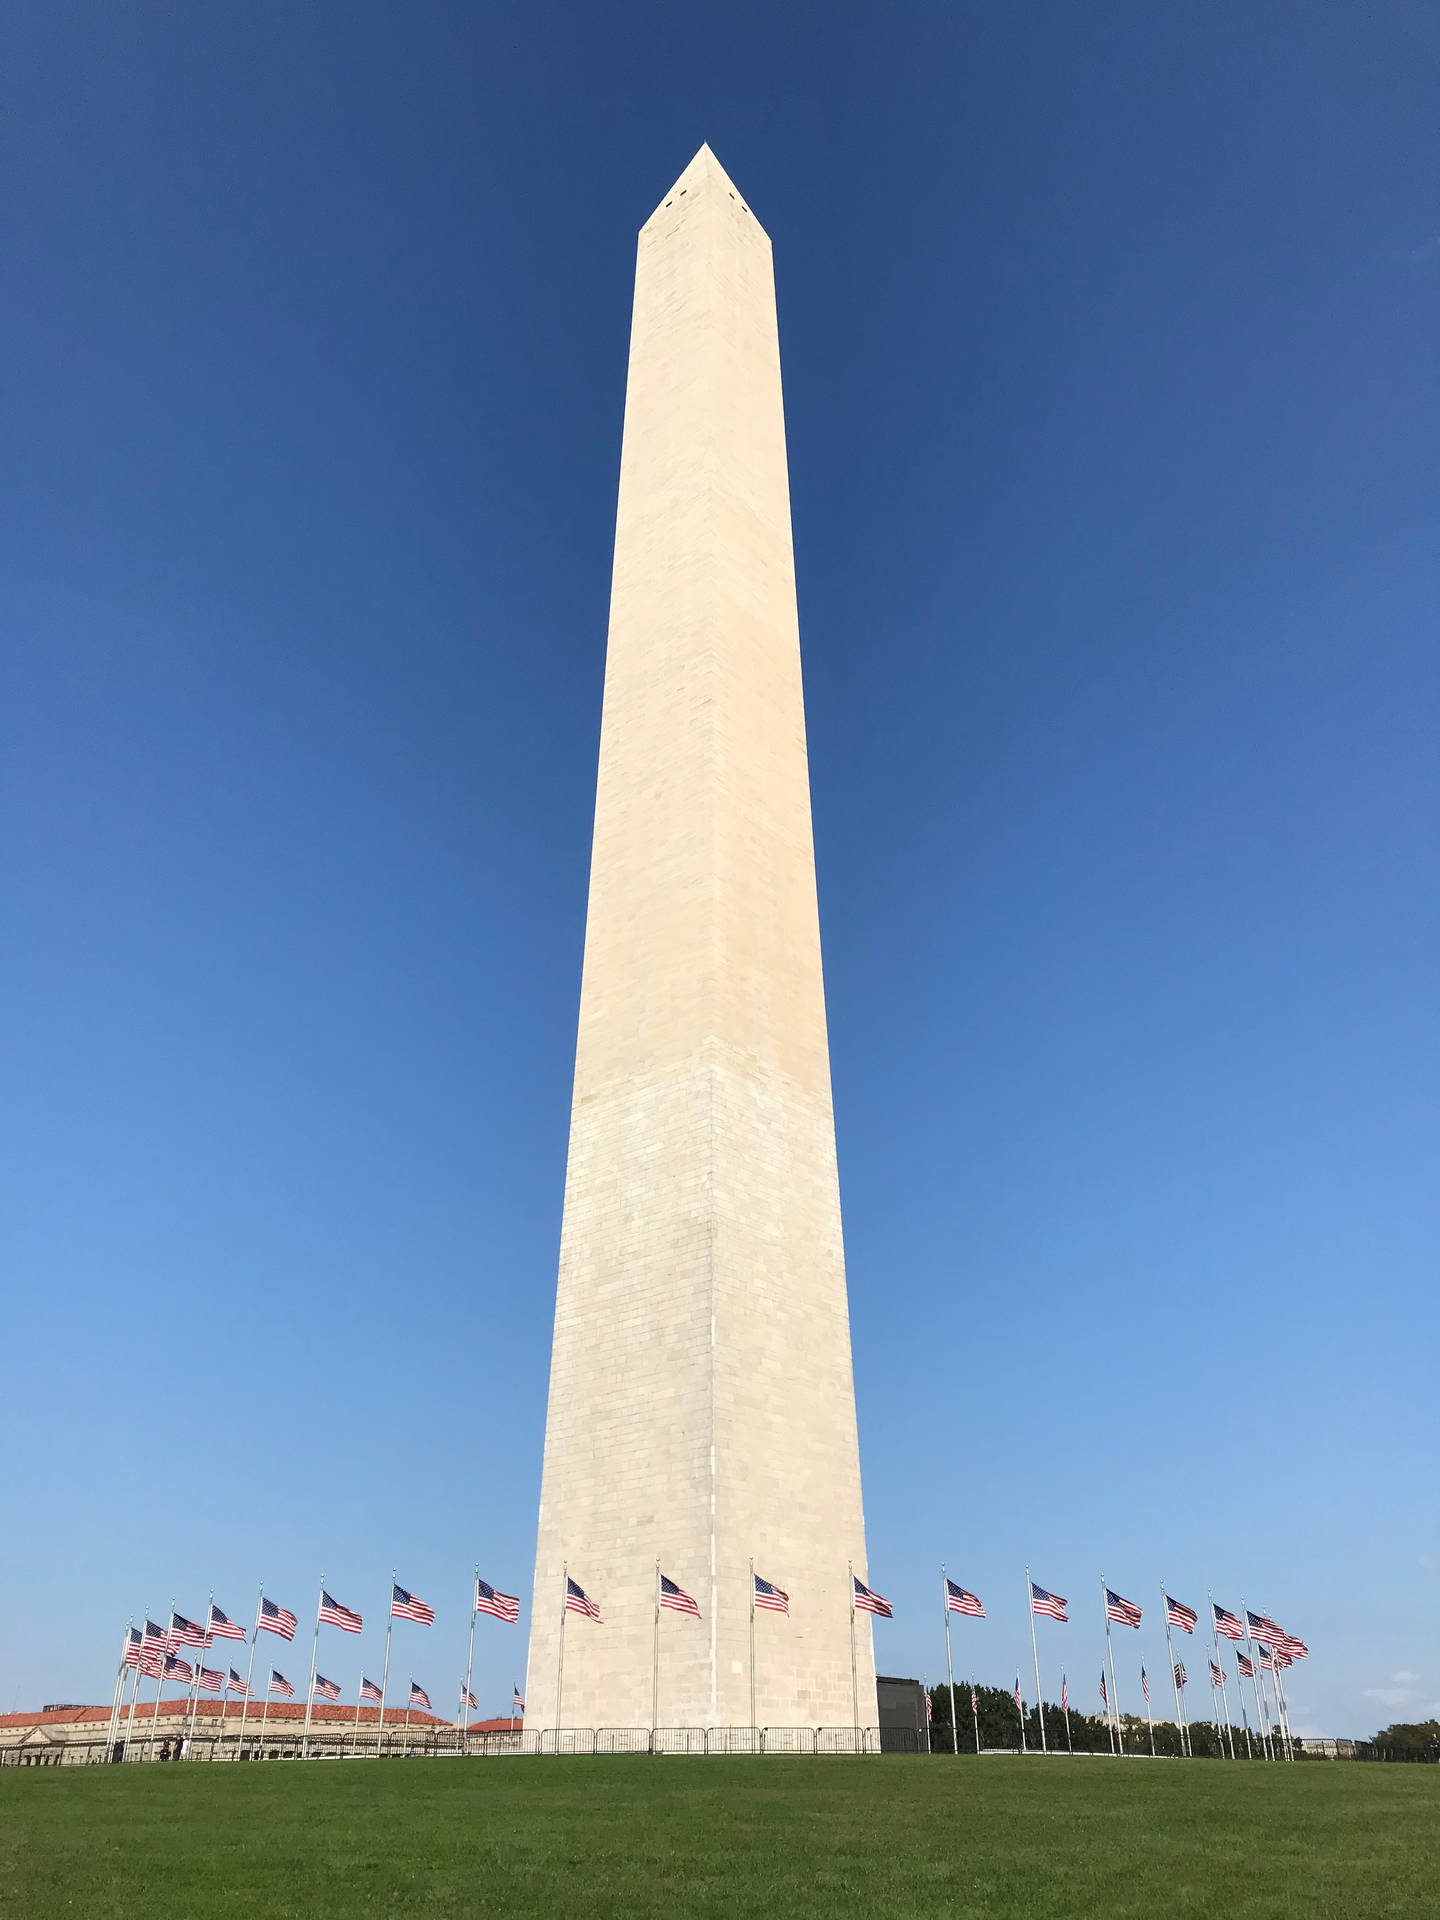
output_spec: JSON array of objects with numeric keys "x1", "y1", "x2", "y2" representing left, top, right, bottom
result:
[
  {"x1": 760, "y1": 1726, "x2": 817, "y2": 1755},
  {"x1": 595, "y1": 1728, "x2": 651, "y2": 1755},
  {"x1": 706, "y1": 1727, "x2": 761, "y2": 1755},
  {"x1": 653, "y1": 1727, "x2": 707, "y2": 1755}
]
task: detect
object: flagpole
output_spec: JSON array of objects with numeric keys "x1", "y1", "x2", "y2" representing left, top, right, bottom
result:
[
  {"x1": 971, "y1": 1679, "x2": 980, "y2": 1754},
  {"x1": 1016, "y1": 1675, "x2": 1026, "y2": 1754},
  {"x1": 124, "y1": 1612, "x2": 150, "y2": 1758},
  {"x1": 847, "y1": 1561, "x2": 859, "y2": 1738},
  {"x1": 1024, "y1": 1568, "x2": 1048, "y2": 1752},
  {"x1": 941, "y1": 1566, "x2": 958, "y2": 1755},
  {"x1": 118, "y1": 1644, "x2": 142, "y2": 1761},
  {"x1": 259, "y1": 1672, "x2": 272, "y2": 1752},
  {"x1": 460, "y1": 1564, "x2": 478, "y2": 1753},
  {"x1": 1240, "y1": 1598, "x2": 1272, "y2": 1759},
  {"x1": 555, "y1": 1563, "x2": 568, "y2": 1737},
  {"x1": 185, "y1": 1590, "x2": 213, "y2": 1748},
  {"x1": 1103, "y1": 1672, "x2": 1115, "y2": 1754},
  {"x1": 301, "y1": 1579, "x2": 323, "y2": 1759},
  {"x1": 105, "y1": 1621, "x2": 132, "y2": 1759},
  {"x1": 1162, "y1": 1585, "x2": 1185, "y2": 1757},
  {"x1": 351, "y1": 1671, "x2": 364, "y2": 1756},
  {"x1": 238, "y1": 1586, "x2": 262, "y2": 1760},
  {"x1": 1272, "y1": 1653, "x2": 1294, "y2": 1760},
  {"x1": 651, "y1": 1559, "x2": 661, "y2": 1744},
  {"x1": 377, "y1": 1568, "x2": 396, "y2": 1757},
  {"x1": 748, "y1": 1559, "x2": 757, "y2": 1740},
  {"x1": 1238, "y1": 1682, "x2": 1252, "y2": 1759},
  {"x1": 1100, "y1": 1578, "x2": 1124, "y2": 1754},
  {"x1": 147, "y1": 1595, "x2": 176, "y2": 1760},
  {"x1": 1143, "y1": 1667, "x2": 1155, "y2": 1755},
  {"x1": 1209, "y1": 1592, "x2": 1235, "y2": 1758},
  {"x1": 1062, "y1": 1674, "x2": 1072, "y2": 1753}
]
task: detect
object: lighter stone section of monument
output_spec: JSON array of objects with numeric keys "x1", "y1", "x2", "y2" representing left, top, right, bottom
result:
[{"x1": 525, "y1": 145, "x2": 875, "y2": 1731}]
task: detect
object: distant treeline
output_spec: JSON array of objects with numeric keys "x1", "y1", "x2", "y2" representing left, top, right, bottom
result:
[
  {"x1": 1369, "y1": 1719, "x2": 1440, "y2": 1761},
  {"x1": 927, "y1": 1682, "x2": 1244, "y2": 1758}
]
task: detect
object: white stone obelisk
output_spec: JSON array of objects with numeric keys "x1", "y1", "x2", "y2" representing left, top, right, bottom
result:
[{"x1": 526, "y1": 145, "x2": 875, "y2": 1733}]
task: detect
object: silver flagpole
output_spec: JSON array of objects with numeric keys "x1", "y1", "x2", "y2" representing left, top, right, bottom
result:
[
  {"x1": 1143, "y1": 1667, "x2": 1155, "y2": 1755},
  {"x1": 1162, "y1": 1585, "x2": 1185, "y2": 1756},
  {"x1": 941, "y1": 1566, "x2": 958, "y2": 1755},
  {"x1": 1062, "y1": 1674, "x2": 1072, "y2": 1753},
  {"x1": 555, "y1": 1563, "x2": 568, "y2": 1737},
  {"x1": 259, "y1": 1671, "x2": 272, "y2": 1752},
  {"x1": 376, "y1": 1569, "x2": 396, "y2": 1757},
  {"x1": 972, "y1": 1677, "x2": 980, "y2": 1754},
  {"x1": 651, "y1": 1559, "x2": 661, "y2": 1744},
  {"x1": 848, "y1": 1561, "x2": 859, "y2": 1738},
  {"x1": 105, "y1": 1621, "x2": 132, "y2": 1758},
  {"x1": 1272, "y1": 1654, "x2": 1294, "y2": 1760},
  {"x1": 301, "y1": 1580, "x2": 323, "y2": 1759},
  {"x1": 117, "y1": 1647, "x2": 142, "y2": 1761},
  {"x1": 147, "y1": 1595, "x2": 176, "y2": 1760},
  {"x1": 1025, "y1": 1567, "x2": 1047, "y2": 1752},
  {"x1": 1104, "y1": 1671, "x2": 1115, "y2": 1754},
  {"x1": 237, "y1": 1586, "x2": 262, "y2": 1760},
  {"x1": 1016, "y1": 1675, "x2": 1026, "y2": 1754},
  {"x1": 1101, "y1": 1579, "x2": 1125, "y2": 1754},
  {"x1": 124, "y1": 1612, "x2": 150, "y2": 1758},
  {"x1": 748, "y1": 1559, "x2": 757, "y2": 1740},
  {"x1": 185, "y1": 1591, "x2": 213, "y2": 1748},
  {"x1": 1240, "y1": 1599, "x2": 1272, "y2": 1759},
  {"x1": 460, "y1": 1565, "x2": 478, "y2": 1753},
  {"x1": 1209, "y1": 1593, "x2": 1235, "y2": 1758},
  {"x1": 351, "y1": 1677, "x2": 363, "y2": 1756}
]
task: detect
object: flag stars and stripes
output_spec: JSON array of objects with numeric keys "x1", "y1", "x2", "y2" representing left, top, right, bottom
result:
[
  {"x1": 259, "y1": 1598, "x2": 298, "y2": 1641},
  {"x1": 206, "y1": 1605, "x2": 246, "y2": 1642},
  {"x1": 659, "y1": 1575, "x2": 701, "y2": 1618},
  {"x1": 1236, "y1": 1651, "x2": 1256, "y2": 1679},
  {"x1": 565, "y1": 1578, "x2": 601, "y2": 1621},
  {"x1": 853, "y1": 1577, "x2": 892, "y2": 1618},
  {"x1": 360, "y1": 1677, "x2": 383, "y2": 1704},
  {"x1": 753, "y1": 1575, "x2": 789, "y2": 1614},
  {"x1": 1212, "y1": 1603, "x2": 1244, "y2": 1641},
  {"x1": 946, "y1": 1579, "x2": 985, "y2": 1618},
  {"x1": 408, "y1": 1682, "x2": 431, "y2": 1711},
  {"x1": 475, "y1": 1578, "x2": 520, "y2": 1624},
  {"x1": 390, "y1": 1585, "x2": 434, "y2": 1626},
  {"x1": 1105, "y1": 1589, "x2": 1143, "y2": 1629},
  {"x1": 1174, "y1": 1660, "x2": 1188, "y2": 1689},
  {"x1": 1164, "y1": 1594, "x2": 1198, "y2": 1634},
  {"x1": 312, "y1": 1674, "x2": 342, "y2": 1702},
  {"x1": 269, "y1": 1670, "x2": 295, "y2": 1698},
  {"x1": 197, "y1": 1667, "x2": 224, "y2": 1693},
  {"x1": 226, "y1": 1669, "x2": 249, "y2": 1696},
  {"x1": 169, "y1": 1613, "x2": 208, "y2": 1649},
  {"x1": 319, "y1": 1592, "x2": 364, "y2": 1633},
  {"x1": 1209, "y1": 1660, "x2": 1226, "y2": 1688},
  {"x1": 1030, "y1": 1583, "x2": 1068, "y2": 1622}
]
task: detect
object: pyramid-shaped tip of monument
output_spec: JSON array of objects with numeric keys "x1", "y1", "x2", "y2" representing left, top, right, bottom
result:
[{"x1": 645, "y1": 144, "x2": 765, "y2": 232}]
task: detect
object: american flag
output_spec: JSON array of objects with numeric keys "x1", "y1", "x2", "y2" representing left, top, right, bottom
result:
[
  {"x1": 269, "y1": 1670, "x2": 295, "y2": 1698},
  {"x1": 1256, "y1": 1644, "x2": 1277, "y2": 1672},
  {"x1": 659, "y1": 1574, "x2": 701, "y2": 1618},
  {"x1": 1278, "y1": 1633, "x2": 1309, "y2": 1661},
  {"x1": 207, "y1": 1605, "x2": 246, "y2": 1642},
  {"x1": 1105, "y1": 1588, "x2": 1142, "y2": 1629},
  {"x1": 312, "y1": 1673, "x2": 341, "y2": 1702},
  {"x1": 408, "y1": 1681, "x2": 430, "y2": 1710},
  {"x1": 1013, "y1": 1678, "x2": 1022, "y2": 1715},
  {"x1": 360, "y1": 1677, "x2": 383, "y2": 1703},
  {"x1": 753, "y1": 1575, "x2": 789, "y2": 1614},
  {"x1": 1236, "y1": 1650, "x2": 1256, "y2": 1679},
  {"x1": 946, "y1": 1579, "x2": 985, "y2": 1617},
  {"x1": 1209, "y1": 1660, "x2": 1225, "y2": 1688},
  {"x1": 1030, "y1": 1582, "x2": 1068, "y2": 1622},
  {"x1": 139, "y1": 1622, "x2": 168, "y2": 1677},
  {"x1": 320, "y1": 1592, "x2": 364, "y2": 1633},
  {"x1": 475, "y1": 1577, "x2": 520, "y2": 1624},
  {"x1": 565, "y1": 1577, "x2": 601, "y2": 1621},
  {"x1": 1164, "y1": 1594, "x2": 1198, "y2": 1634},
  {"x1": 1212, "y1": 1603, "x2": 1244, "y2": 1641},
  {"x1": 970, "y1": 1688, "x2": 978, "y2": 1717},
  {"x1": 1174, "y1": 1660, "x2": 1188, "y2": 1689},
  {"x1": 123, "y1": 1628, "x2": 143, "y2": 1669},
  {"x1": 162, "y1": 1653, "x2": 194, "y2": 1685},
  {"x1": 259, "y1": 1597, "x2": 298, "y2": 1641},
  {"x1": 513, "y1": 1686, "x2": 525, "y2": 1715},
  {"x1": 1061, "y1": 1675, "x2": 1069, "y2": 1712},
  {"x1": 1142, "y1": 1665, "x2": 1150, "y2": 1704},
  {"x1": 1244, "y1": 1609, "x2": 1272, "y2": 1642},
  {"x1": 1099, "y1": 1670, "x2": 1108, "y2": 1707},
  {"x1": 1257, "y1": 1612, "x2": 1286, "y2": 1642},
  {"x1": 853, "y1": 1577, "x2": 892, "y2": 1618},
  {"x1": 390, "y1": 1584, "x2": 434, "y2": 1626},
  {"x1": 169, "y1": 1612, "x2": 207, "y2": 1649},
  {"x1": 197, "y1": 1667, "x2": 224, "y2": 1693},
  {"x1": 227, "y1": 1669, "x2": 249, "y2": 1695},
  {"x1": 463, "y1": 1689, "x2": 478, "y2": 1710}
]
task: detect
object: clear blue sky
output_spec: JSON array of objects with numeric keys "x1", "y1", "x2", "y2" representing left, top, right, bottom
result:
[{"x1": 3, "y1": 2, "x2": 1435, "y2": 1736}]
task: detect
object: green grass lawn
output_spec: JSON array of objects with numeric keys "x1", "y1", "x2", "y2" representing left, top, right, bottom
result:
[{"x1": 2, "y1": 1756, "x2": 1432, "y2": 1918}]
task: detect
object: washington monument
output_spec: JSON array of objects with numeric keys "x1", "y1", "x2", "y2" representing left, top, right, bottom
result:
[{"x1": 525, "y1": 146, "x2": 875, "y2": 1731}]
